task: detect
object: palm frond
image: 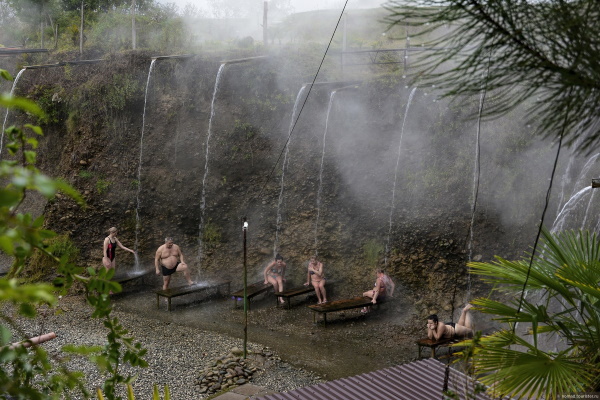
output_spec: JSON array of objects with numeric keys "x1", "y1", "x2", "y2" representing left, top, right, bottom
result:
[{"x1": 465, "y1": 331, "x2": 596, "y2": 399}]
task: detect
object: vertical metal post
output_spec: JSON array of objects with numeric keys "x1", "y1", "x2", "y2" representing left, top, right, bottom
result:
[
  {"x1": 79, "y1": 1, "x2": 84, "y2": 54},
  {"x1": 404, "y1": 23, "x2": 409, "y2": 74},
  {"x1": 131, "y1": 0, "x2": 136, "y2": 50},
  {"x1": 341, "y1": 12, "x2": 347, "y2": 78},
  {"x1": 263, "y1": 1, "x2": 268, "y2": 50},
  {"x1": 242, "y1": 217, "x2": 248, "y2": 358}
]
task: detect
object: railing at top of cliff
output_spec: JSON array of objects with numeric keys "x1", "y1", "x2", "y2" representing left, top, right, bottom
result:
[
  {"x1": 23, "y1": 59, "x2": 105, "y2": 69},
  {"x1": 151, "y1": 55, "x2": 268, "y2": 64},
  {"x1": 220, "y1": 55, "x2": 268, "y2": 64},
  {"x1": 151, "y1": 54, "x2": 195, "y2": 60}
]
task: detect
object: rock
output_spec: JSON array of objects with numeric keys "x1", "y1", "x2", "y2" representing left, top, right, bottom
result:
[{"x1": 231, "y1": 347, "x2": 243, "y2": 356}]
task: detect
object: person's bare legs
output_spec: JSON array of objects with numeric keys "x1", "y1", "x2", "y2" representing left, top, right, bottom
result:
[
  {"x1": 318, "y1": 280, "x2": 327, "y2": 303},
  {"x1": 362, "y1": 290, "x2": 374, "y2": 312},
  {"x1": 162, "y1": 275, "x2": 171, "y2": 290},
  {"x1": 275, "y1": 276, "x2": 285, "y2": 303},
  {"x1": 175, "y1": 262, "x2": 194, "y2": 285},
  {"x1": 455, "y1": 304, "x2": 474, "y2": 337},
  {"x1": 267, "y1": 276, "x2": 285, "y2": 304},
  {"x1": 312, "y1": 281, "x2": 323, "y2": 303}
]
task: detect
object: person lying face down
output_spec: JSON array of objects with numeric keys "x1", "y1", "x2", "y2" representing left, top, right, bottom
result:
[{"x1": 427, "y1": 304, "x2": 474, "y2": 340}]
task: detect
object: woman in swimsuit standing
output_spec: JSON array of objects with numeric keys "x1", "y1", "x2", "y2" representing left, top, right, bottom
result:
[
  {"x1": 102, "y1": 227, "x2": 135, "y2": 271},
  {"x1": 361, "y1": 269, "x2": 395, "y2": 313},
  {"x1": 304, "y1": 255, "x2": 327, "y2": 304},
  {"x1": 427, "y1": 304, "x2": 474, "y2": 340},
  {"x1": 263, "y1": 253, "x2": 286, "y2": 304}
]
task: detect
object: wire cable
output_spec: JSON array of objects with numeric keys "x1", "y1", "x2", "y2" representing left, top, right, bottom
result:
[
  {"x1": 514, "y1": 90, "x2": 573, "y2": 328},
  {"x1": 248, "y1": 1, "x2": 350, "y2": 206}
]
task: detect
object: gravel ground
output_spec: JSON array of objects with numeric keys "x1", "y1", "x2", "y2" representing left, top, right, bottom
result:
[{"x1": 7, "y1": 294, "x2": 324, "y2": 399}]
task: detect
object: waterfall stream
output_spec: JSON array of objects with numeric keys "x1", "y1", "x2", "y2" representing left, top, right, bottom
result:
[
  {"x1": 133, "y1": 59, "x2": 157, "y2": 269},
  {"x1": 384, "y1": 86, "x2": 417, "y2": 265},
  {"x1": 274, "y1": 84, "x2": 309, "y2": 255},
  {"x1": 1, "y1": 68, "x2": 26, "y2": 158},
  {"x1": 198, "y1": 63, "x2": 226, "y2": 262},
  {"x1": 313, "y1": 90, "x2": 338, "y2": 255},
  {"x1": 551, "y1": 186, "x2": 592, "y2": 233}
]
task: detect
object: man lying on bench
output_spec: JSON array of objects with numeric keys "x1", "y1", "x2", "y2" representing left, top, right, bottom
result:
[{"x1": 361, "y1": 269, "x2": 395, "y2": 313}]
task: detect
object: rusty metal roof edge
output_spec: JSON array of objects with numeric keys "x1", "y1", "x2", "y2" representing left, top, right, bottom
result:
[{"x1": 255, "y1": 358, "x2": 510, "y2": 400}]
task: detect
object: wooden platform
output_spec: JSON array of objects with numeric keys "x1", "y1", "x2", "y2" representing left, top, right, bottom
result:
[
  {"x1": 415, "y1": 337, "x2": 462, "y2": 359},
  {"x1": 308, "y1": 296, "x2": 380, "y2": 326},
  {"x1": 274, "y1": 285, "x2": 315, "y2": 309},
  {"x1": 155, "y1": 279, "x2": 230, "y2": 311},
  {"x1": 231, "y1": 281, "x2": 273, "y2": 309}
]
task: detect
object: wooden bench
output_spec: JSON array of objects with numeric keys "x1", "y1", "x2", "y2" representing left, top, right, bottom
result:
[
  {"x1": 308, "y1": 296, "x2": 382, "y2": 326},
  {"x1": 274, "y1": 285, "x2": 315, "y2": 309},
  {"x1": 231, "y1": 281, "x2": 273, "y2": 309},
  {"x1": 155, "y1": 279, "x2": 231, "y2": 311},
  {"x1": 276, "y1": 281, "x2": 335, "y2": 309},
  {"x1": 416, "y1": 337, "x2": 462, "y2": 359}
]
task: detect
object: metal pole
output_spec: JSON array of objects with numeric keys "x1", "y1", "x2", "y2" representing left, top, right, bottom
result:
[
  {"x1": 263, "y1": 1, "x2": 268, "y2": 50},
  {"x1": 404, "y1": 23, "x2": 409, "y2": 74},
  {"x1": 80, "y1": 1, "x2": 84, "y2": 55},
  {"x1": 242, "y1": 217, "x2": 248, "y2": 358},
  {"x1": 341, "y1": 12, "x2": 347, "y2": 78},
  {"x1": 131, "y1": 0, "x2": 136, "y2": 50}
]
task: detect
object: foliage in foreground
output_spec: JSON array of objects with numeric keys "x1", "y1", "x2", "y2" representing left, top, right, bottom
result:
[
  {"x1": 384, "y1": 0, "x2": 600, "y2": 154},
  {"x1": 458, "y1": 228, "x2": 600, "y2": 399},
  {"x1": 1, "y1": 68, "x2": 148, "y2": 399}
]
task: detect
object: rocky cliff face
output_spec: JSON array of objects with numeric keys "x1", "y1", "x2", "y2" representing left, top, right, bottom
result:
[{"x1": 2, "y1": 50, "x2": 559, "y2": 312}]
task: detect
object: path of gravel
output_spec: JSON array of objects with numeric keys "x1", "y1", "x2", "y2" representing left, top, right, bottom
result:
[{"x1": 9, "y1": 295, "x2": 324, "y2": 399}]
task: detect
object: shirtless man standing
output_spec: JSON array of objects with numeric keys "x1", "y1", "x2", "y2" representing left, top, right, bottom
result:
[{"x1": 155, "y1": 237, "x2": 194, "y2": 290}]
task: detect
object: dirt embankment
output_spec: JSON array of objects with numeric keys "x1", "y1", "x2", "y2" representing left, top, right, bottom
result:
[{"x1": 4, "y1": 50, "x2": 550, "y2": 313}]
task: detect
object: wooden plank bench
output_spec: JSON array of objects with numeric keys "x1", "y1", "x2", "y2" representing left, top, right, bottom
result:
[
  {"x1": 231, "y1": 281, "x2": 273, "y2": 309},
  {"x1": 274, "y1": 285, "x2": 315, "y2": 309},
  {"x1": 416, "y1": 337, "x2": 462, "y2": 359},
  {"x1": 308, "y1": 296, "x2": 382, "y2": 326},
  {"x1": 155, "y1": 279, "x2": 231, "y2": 311},
  {"x1": 275, "y1": 281, "x2": 335, "y2": 309}
]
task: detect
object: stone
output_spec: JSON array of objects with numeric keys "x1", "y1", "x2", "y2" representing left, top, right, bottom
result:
[{"x1": 231, "y1": 347, "x2": 243, "y2": 356}]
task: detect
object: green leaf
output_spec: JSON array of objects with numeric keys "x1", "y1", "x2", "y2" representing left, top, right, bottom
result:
[
  {"x1": 0, "y1": 94, "x2": 44, "y2": 117},
  {"x1": 19, "y1": 302, "x2": 37, "y2": 318},
  {"x1": 24, "y1": 124, "x2": 43, "y2": 136},
  {"x1": 0, "y1": 69, "x2": 13, "y2": 81},
  {"x1": 0, "y1": 325, "x2": 13, "y2": 345},
  {"x1": 0, "y1": 188, "x2": 21, "y2": 207}
]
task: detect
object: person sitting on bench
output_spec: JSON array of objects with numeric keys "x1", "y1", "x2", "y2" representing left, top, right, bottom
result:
[
  {"x1": 361, "y1": 269, "x2": 395, "y2": 313},
  {"x1": 264, "y1": 253, "x2": 286, "y2": 305},
  {"x1": 427, "y1": 304, "x2": 474, "y2": 340},
  {"x1": 304, "y1": 255, "x2": 327, "y2": 304}
]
